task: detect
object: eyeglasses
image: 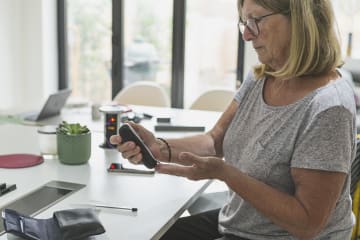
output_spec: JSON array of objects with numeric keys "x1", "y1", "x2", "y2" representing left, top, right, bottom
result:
[{"x1": 238, "y1": 11, "x2": 288, "y2": 37}]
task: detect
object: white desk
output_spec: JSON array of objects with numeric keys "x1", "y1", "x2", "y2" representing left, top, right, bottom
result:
[{"x1": 0, "y1": 106, "x2": 222, "y2": 239}]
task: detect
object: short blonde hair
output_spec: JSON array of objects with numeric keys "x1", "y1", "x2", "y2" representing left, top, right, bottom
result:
[{"x1": 238, "y1": 0, "x2": 343, "y2": 80}]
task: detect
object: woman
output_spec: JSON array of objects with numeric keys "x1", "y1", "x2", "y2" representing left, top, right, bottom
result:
[{"x1": 110, "y1": 0, "x2": 356, "y2": 239}]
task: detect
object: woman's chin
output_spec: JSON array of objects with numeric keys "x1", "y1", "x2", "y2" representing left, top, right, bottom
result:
[{"x1": 257, "y1": 55, "x2": 268, "y2": 65}]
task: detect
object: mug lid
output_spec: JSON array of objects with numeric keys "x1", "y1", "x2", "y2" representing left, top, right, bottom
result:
[{"x1": 37, "y1": 125, "x2": 57, "y2": 134}]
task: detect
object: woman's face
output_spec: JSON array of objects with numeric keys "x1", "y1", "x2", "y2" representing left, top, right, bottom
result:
[{"x1": 241, "y1": 0, "x2": 291, "y2": 70}]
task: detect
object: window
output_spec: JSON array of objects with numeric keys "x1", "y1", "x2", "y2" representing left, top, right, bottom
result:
[
  {"x1": 67, "y1": 0, "x2": 112, "y2": 103},
  {"x1": 184, "y1": 0, "x2": 239, "y2": 107},
  {"x1": 332, "y1": 0, "x2": 360, "y2": 58},
  {"x1": 60, "y1": 0, "x2": 243, "y2": 107},
  {"x1": 123, "y1": 0, "x2": 173, "y2": 96}
]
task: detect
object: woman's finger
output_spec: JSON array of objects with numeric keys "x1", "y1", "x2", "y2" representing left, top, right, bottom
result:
[
  {"x1": 128, "y1": 152, "x2": 143, "y2": 164},
  {"x1": 122, "y1": 146, "x2": 141, "y2": 159},
  {"x1": 118, "y1": 141, "x2": 135, "y2": 152},
  {"x1": 155, "y1": 163, "x2": 193, "y2": 177},
  {"x1": 177, "y1": 152, "x2": 204, "y2": 166},
  {"x1": 109, "y1": 135, "x2": 122, "y2": 145}
]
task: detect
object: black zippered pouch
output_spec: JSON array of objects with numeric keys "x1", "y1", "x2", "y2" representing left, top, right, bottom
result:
[{"x1": 2, "y1": 208, "x2": 105, "y2": 240}]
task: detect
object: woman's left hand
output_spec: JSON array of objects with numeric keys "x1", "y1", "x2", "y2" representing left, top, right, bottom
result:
[{"x1": 155, "y1": 152, "x2": 226, "y2": 181}]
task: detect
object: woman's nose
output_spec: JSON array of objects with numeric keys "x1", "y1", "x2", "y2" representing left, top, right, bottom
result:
[{"x1": 242, "y1": 27, "x2": 255, "y2": 41}]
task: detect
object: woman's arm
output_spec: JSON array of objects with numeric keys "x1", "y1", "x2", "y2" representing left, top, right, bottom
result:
[
  {"x1": 110, "y1": 100, "x2": 239, "y2": 165},
  {"x1": 164, "y1": 100, "x2": 239, "y2": 164},
  {"x1": 222, "y1": 165, "x2": 346, "y2": 239}
]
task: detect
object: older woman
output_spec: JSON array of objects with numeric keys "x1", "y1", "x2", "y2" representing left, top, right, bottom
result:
[{"x1": 111, "y1": 0, "x2": 356, "y2": 239}]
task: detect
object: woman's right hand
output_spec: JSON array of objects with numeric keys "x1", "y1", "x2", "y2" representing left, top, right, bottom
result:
[{"x1": 109, "y1": 122, "x2": 161, "y2": 165}]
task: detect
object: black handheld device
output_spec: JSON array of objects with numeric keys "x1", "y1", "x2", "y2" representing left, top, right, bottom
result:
[{"x1": 118, "y1": 123, "x2": 158, "y2": 169}]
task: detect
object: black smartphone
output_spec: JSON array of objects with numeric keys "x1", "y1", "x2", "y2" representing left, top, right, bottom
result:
[
  {"x1": 107, "y1": 163, "x2": 155, "y2": 175},
  {"x1": 118, "y1": 123, "x2": 158, "y2": 169}
]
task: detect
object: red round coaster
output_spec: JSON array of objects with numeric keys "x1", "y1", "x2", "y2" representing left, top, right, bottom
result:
[{"x1": 0, "y1": 154, "x2": 44, "y2": 168}]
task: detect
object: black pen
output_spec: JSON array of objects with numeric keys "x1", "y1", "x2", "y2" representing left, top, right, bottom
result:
[
  {"x1": 0, "y1": 184, "x2": 16, "y2": 196},
  {"x1": 0, "y1": 183, "x2": 6, "y2": 190},
  {"x1": 94, "y1": 204, "x2": 138, "y2": 212}
]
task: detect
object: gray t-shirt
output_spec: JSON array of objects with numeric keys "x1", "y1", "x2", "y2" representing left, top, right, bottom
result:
[{"x1": 219, "y1": 70, "x2": 356, "y2": 239}]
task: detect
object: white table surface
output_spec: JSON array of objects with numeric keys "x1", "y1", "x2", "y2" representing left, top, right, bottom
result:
[{"x1": 0, "y1": 105, "x2": 222, "y2": 240}]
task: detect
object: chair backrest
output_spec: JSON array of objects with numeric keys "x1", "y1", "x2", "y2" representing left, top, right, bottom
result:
[
  {"x1": 351, "y1": 138, "x2": 360, "y2": 197},
  {"x1": 189, "y1": 89, "x2": 235, "y2": 112},
  {"x1": 113, "y1": 81, "x2": 170, "y2": 107}
]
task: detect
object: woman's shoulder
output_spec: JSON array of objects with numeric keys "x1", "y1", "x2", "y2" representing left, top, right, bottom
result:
[
  {"x1": 308, "y1": 72, "x2": 356, "y2": 117},
  {"x1": 234, "y1": 70, "x2": 262, "y2": 103}
]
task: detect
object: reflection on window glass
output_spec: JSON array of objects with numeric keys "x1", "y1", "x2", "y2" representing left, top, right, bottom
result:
[
  {"x1": 124, "y1": 0, "x2": 173, "y2": 96},
  {"x1": 184, "y1": 0, "x2": 238, "y2": 108},
  {"x1": 67, "y1": 0, "x2": 112, "y2": 103},
  {"x1": 332, "y1": 0, "x2": 360, "y2": 58}
]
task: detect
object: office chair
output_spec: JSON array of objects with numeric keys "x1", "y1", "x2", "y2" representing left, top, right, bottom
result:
[
  {"x1": 351, "y1": 138, "x2": 360, "y2": 239},
  {"x1": 189, "y1": 89, "x2": 235, "y2": 112},
  {"x1": 351, "y1": 139, "x2": 360, "y2": 197},
  {"x1": 113, "y1": 81, "x2": 170, "y2": 107},
  {"x1": 187, "y1": 188, "x2": 228, "y2": 215}
]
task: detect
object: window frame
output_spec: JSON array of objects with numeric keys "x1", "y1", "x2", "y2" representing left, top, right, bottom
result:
[{"x1": 57, "y1": 0, "x2": 68, "y2": 90}]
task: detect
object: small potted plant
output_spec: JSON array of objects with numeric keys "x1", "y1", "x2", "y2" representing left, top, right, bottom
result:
[{"x1": 56, "y1": 121, "x2": 91, "y2": 165}]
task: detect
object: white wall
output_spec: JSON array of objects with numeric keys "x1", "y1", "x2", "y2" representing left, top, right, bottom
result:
[
  {"x1": 0, "y1": 0, "x2": 18, "y2": 109},
  {"x1": 0, "y1": 0, "x2": 58, "y2": 111}
]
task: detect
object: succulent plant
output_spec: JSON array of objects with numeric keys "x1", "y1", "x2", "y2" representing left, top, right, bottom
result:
[{"x1": 57, "y1": 121, "x2": 90, "y2": 135}]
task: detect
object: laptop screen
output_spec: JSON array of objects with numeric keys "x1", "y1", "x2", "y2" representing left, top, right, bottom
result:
[{"x1": 26, "y1": 89, "x2": 72, "y2": 121}]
